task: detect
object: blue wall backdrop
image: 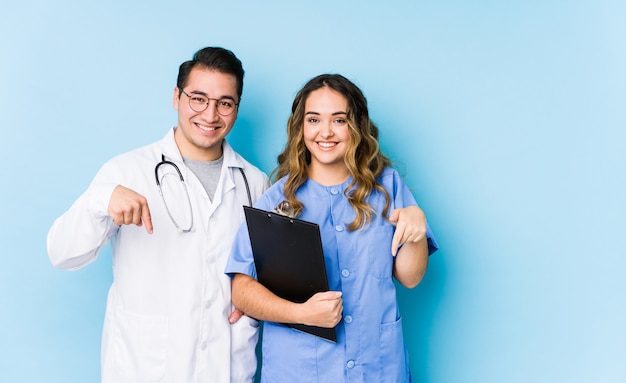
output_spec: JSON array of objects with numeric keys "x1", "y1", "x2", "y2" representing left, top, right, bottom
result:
[{"x1": 1, "y1": 1, "x2": 624, "y2": 382}]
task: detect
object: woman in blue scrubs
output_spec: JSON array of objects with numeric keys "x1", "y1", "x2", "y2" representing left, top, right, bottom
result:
[{"x1": 226, "y1": 74, "x2": 438, "y2": 382}]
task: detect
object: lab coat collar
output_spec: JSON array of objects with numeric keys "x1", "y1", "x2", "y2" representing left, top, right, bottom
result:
[{"x1": 158, "y1": 127, "x2": 183, "y2": 163}]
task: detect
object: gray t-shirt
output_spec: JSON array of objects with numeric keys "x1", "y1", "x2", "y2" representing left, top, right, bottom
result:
[{"x1": 183, "y1": 156, "x2": 223, "y2": 202}]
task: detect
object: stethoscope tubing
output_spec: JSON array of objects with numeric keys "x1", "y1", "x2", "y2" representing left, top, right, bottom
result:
[{"x1": 154, "y1": 154, "x2": 252, "y2": 233}]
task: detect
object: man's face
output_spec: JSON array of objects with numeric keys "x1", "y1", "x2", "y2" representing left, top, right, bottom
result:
[{"x1": 173, "y1": 67, "x2": 239, "y2": 161}]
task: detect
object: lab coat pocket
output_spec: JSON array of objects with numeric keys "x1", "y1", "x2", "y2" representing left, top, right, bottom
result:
[
  {"x1": 379, "y1": 316, "x2": 410, "y2": 383},
  {"x1": 230, "y1": 315, "x2": 260, "y2": 381},
  {"x1": 365, "y1": 225, "x2": 394, "y2": 279},
  {"x1": 112, "y1": 306, "x2": 169, "y2": 381}
]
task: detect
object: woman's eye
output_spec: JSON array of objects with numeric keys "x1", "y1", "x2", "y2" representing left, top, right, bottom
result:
[
  {"x1": 334, "y1": 119, "x2": 347, "y2": 124},
  {"x1": 307, "y1": 118, "x2": 319, "y2": 123}
]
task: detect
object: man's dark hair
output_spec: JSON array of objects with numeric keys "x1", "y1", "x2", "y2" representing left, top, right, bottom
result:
[{"x1": 176, "y1": 47, "x2": 245, "y2": 100}]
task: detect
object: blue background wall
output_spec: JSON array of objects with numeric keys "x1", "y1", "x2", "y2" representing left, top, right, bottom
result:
[{"x1": 1, "y1": 1, "x2": 624, "y2": 382}]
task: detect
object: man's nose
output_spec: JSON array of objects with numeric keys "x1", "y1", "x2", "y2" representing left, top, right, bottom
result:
[{"x1": 200, "y1": 99, "x2": 220, "y2": 121}]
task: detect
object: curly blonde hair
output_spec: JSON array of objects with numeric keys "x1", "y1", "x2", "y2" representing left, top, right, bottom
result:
[{"x1": 272, "y1": 74, "x2": 391, "y2": 231}]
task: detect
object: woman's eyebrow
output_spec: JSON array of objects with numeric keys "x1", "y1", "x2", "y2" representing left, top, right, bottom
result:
[{"x1": 304, "y1": 111, "x2": 347, "y2": 115}]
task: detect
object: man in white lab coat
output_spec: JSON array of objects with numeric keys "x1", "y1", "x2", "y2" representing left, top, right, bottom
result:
[{"x1": 47, "y1": 47, "x2": 268, "y2": 382}]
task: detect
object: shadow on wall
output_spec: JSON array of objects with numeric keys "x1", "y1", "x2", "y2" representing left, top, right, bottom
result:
[{"x1": 397, "y1": 250, "x2": 448, "y2": 382}]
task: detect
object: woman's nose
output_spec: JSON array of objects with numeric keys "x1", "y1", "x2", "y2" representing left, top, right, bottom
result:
[{"x1": 319, "y1": 122, "x2": 334, "y2": 138}]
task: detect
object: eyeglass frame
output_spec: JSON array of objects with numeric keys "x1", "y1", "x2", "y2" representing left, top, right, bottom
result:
[{"x1": 178, "y1": 87, "x2": 239, "y2": 116}]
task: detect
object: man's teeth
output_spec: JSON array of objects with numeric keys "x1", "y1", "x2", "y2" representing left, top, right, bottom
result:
[{"x1": 198, "y1": 125, "x2": 216, "y2": 131}]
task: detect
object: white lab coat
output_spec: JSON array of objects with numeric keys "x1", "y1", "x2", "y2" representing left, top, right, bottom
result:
[{"x1": 47, "y1": 128, "x2": 269, "y2": 383}]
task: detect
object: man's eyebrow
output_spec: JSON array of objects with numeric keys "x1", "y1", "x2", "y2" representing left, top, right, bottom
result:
[
  {"x1": 188, "y1": 90, "x2": 208, "y2": 96},
  {"x1": 189, "y1": 90, "x2": 236, "y2": 100}
]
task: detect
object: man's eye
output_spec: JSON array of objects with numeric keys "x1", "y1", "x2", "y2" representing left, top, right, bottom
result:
[
  {"x1": 191, "y1": 96, "x2": 207, "y2": 103},
  {"x1": 218, "y1": 99, "x2": 234, "y2": 108}
]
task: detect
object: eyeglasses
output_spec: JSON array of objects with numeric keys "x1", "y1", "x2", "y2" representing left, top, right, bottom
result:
[{"x1": 179, "y1": 88, "x2": 239, "y2": 116}]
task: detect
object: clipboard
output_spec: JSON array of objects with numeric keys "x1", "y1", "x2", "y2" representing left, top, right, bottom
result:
[{"x1": 243, "y1": 206, "x2": 337, "y2": 342}]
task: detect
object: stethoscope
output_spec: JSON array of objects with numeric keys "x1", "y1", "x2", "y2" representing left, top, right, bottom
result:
[{"x1": 154, "y1": 154, "x2": 252, "y2": 233}]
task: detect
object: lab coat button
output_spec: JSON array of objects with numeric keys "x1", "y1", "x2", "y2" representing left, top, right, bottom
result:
[
  {"x1": 341, "y1": 269, "x2": 350, "y2": 277},
  {"x1": 346, "y1": 360, "x2": 355, "y2": 369},
  {"x1": 330, "y1": 188, "x2": 339, "y2": 195},
  {"x1": 344, "y1": 315, "x2": 353, "y2": 324},
  {"x1": 335, "y1": 225, "x2": 344, "y2": 232}
]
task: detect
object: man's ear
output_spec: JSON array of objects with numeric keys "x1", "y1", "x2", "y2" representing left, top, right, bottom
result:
[{"x1": 172, "y1": 87, "x2": 181, "y2": 110}]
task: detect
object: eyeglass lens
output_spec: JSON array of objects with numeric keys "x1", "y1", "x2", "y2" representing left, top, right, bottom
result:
[{"x1": 182, "y1": 89, "x2": 237, "y2": 116}]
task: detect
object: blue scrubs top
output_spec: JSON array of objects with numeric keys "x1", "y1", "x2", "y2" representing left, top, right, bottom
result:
[{"x1": 226, "y1": 167, "x2": 438, "y2": 383}]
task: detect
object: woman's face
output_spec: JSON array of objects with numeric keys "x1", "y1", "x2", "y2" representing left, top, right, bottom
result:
[{"x1": 302, "y1": 87, "x2": 351, "y2": 183}]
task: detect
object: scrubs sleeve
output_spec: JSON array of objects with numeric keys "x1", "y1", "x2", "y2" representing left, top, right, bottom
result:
[
  {"x1": 225, "y1": 222, "x2": 258, "y2": 279},
  {"x1": 390, "y1": 169, "x2": 439, "y2": 255}
]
